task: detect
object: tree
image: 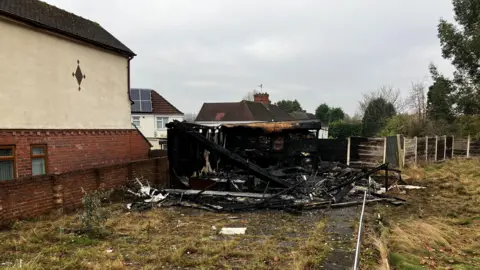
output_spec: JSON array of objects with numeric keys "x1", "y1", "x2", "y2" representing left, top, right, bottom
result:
[
  {"x1": 315, "y1": 103, "x2": 330, "y2": 123},
  {"x1": 329, "y1": 120, "x2": 362, "y2": 139},
  {"x1": 329, "y1": 107, "x2": 345, "y2": 122},
  {"x1": 357, "y1": 86, "x2": 405, "y2": 117},
  {"x1": 242, "y1": 90, "x2": 258, "y2": 101},
  {"x1": 437, "y1": 0, "x2": 480, "y2": 114},
  {"x1": 275, "y1": 99, "x2": 303, "y2": 113},
  {"x1": 407, "y1": 81, "x2": 427, "y2": 121},
  {"x1": 362, "y1": 98, "x2": 396, "y2": 136},
  {"x1": 315, "y1": 104, "x2": 345, "y2": 123},
  {"x1": 427, "y1": 65, "x2": 455, "y2": 121},
  {"x1": 379, "y1": 114, "x2": 425, "y2": 137}
]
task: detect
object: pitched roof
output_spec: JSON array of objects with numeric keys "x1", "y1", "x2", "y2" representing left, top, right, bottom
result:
[
  {"x1": 130, "y1": 88, "x2": 183, "y2": 115},
  {"x1": 195, "y1": 100, "x2": 295, "y2": 122},
  {"x1": 289, "y1": 111, "x2": 318, "y2": 120},
  {"x1": 0, "y1": 0, "x2": 135, "y2": 57}
]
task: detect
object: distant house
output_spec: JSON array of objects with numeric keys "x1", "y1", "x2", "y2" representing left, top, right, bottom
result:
[
  {"x1": 289, "y1": 111, "x2": 317, "y2": 121},
  {"x1": 0, "y1": 0, "x2": 151, "y2": 180},
  {"x1": 195, "y1": 93, "x2": 295, "y2": 126},
  {"x1": 130, "y1": 89, "x2": 184, "y2": 149},
  {"x1": 289, "y1": 111, "x2": 328, "y2": 138}
]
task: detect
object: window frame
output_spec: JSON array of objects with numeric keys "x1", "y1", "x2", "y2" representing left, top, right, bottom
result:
[
  {"x1": 31, "y1": 144, "x2": 48, "y2": 175},
  {"x1": 156, "y1": 117, "x2": 169, "y2": 130},
  {"x1": 132, "y1": 116, "x2": 141, "y2": 128},
  {"x1": 0, "y1": 145, "x2": 16, "y2": 179}
]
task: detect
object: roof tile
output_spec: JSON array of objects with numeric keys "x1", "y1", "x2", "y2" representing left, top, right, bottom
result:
[
  {"x1": 195, "y1": 100, "x2": 295, "y2": 122},
  {"x1": 0, "y1": 0, "x2": 134, "y2": 56}
]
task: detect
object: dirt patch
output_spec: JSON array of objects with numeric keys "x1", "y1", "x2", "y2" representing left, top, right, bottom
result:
[{"x1": 323, "y1": 207, "x2": 358, "y2": 270}]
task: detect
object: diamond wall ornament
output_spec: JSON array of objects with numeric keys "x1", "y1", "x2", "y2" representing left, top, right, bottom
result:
[{"x1": 72, "y1": 60, "x2": 86, "y2": 91}]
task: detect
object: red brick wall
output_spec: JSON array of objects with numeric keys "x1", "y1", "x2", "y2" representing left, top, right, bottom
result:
[
  {"x1": 0, "y1": 129, "x2": 151, "y2": 178},
  {"x1": 0, "y1": 158, "x2": 169, "y2": 224}
]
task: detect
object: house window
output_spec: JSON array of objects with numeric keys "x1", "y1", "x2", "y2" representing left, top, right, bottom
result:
[
  {"x1": 132, "y1": 116, "x2": 141, "y2": 128},
  {"x1": 31, "y1": 145, "x2": 47, "y2": 176},
  {"x1": 0, "y1": 146, "x2": 15, "y2": 180},
  {"x1": 156, "y1": 117, "x2": 169, "y2": 129}
]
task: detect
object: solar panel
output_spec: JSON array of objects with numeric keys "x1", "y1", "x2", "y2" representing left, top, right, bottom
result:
[
  {"x1": 140, "y1": 89, "x2": 151, "y2": 100},
  {"x1": 131, "y1": 102, "x2": 141, "y2": 112},
  {"x1": 141, "y1": 101, "x2": 152, "y2": 112},
  {"x1": 130, "y1": 89, "x2": 140, "y2": 100},
  {"x1": 130, "y1": 88, "x2": 153, "y2": 112}
]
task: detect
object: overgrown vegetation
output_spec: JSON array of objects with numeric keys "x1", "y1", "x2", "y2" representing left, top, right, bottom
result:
[
  {"x1": 0, "y1": 206, "x2": 331, "y2": 269},
  {"x1": 77, "y1": 188, "x2": 113, "y2": 238},
  {"x1": 362, "y1": 159, "x2": 480, "y2": 270}
]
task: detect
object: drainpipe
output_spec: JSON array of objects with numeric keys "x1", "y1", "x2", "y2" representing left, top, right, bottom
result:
[{"x1": 128, "y1": 56, "x2": 134, "y2": 105}]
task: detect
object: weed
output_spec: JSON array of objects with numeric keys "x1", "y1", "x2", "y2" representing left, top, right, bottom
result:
[{"x1": 77, "y1": 188, "x2": 113, "y2": 238}]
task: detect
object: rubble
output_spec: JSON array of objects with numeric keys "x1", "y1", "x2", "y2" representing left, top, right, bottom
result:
[{"x1": 126, "y1": 120, "x2": 407, "y2": 214}]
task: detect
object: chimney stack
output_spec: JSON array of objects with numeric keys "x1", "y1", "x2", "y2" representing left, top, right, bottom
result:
[{"x1": 253, "y1": 92, "x2": 270, "y2": 105}]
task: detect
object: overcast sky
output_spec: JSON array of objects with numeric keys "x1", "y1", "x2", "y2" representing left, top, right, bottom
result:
[{"x1": 45, "y1": 0, "x2": 456, "y2": 116}]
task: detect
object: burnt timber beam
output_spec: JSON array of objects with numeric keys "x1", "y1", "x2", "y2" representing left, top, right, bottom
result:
[{"x1": 167, "y1": 121, "x2": 292, "y2": 188}]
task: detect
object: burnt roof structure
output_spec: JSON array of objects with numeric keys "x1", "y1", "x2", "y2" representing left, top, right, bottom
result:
[{"x1": 0, "y1": 0, "x2": 135, "y2": 57}]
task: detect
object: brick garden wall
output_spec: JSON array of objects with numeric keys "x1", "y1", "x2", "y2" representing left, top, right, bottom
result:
[
  {"x1": 0, "y1": 129, "x2": 151, "y2": 178},
  {"x1": 0, "y1": 157, "x2": 169, "y2": 224}
]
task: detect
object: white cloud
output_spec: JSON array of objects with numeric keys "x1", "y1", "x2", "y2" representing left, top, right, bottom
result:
[{"x1": 44, "y1": 0, "x2": 456, "y2": 115}]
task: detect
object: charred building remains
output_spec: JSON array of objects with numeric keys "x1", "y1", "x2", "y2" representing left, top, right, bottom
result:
[{"x1": 127, "y1": 120, "x2": 406, "y2": 213}]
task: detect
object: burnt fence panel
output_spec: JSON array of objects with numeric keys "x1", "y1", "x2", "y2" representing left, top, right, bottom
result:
[{"x1": 317, "y1": 139, "x2": 347, "y2": 163}]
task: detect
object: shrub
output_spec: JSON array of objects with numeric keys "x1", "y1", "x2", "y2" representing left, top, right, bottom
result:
[
  {"x1": 77, "y1": 188, "x2": 113, "y2": 238},
  {"x1": 328, "y1": 120, "x2": 362, "y2": 139}
]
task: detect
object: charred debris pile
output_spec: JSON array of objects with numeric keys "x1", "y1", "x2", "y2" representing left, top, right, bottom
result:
[{"x1": 127, "y1": 120, "x2": 406, "y2": 213}]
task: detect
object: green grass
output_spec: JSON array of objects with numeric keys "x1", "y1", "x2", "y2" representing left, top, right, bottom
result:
[
  {"x1": 0, "y1": 206, "x2": 331, "y2": 269},
  {"x1": 362, "y1": 159, "x2": 480, "y2": 270}
]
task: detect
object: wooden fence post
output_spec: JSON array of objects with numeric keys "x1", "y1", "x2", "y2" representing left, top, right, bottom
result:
[
  {"x1": 346, "y1": 137, "x2": 351, "y2": 166},
  {"x1": 444, "y1": 135, "x2": 447, "y2": 161},
  {"x1": 467, "y1": 135, "x2": 471, "y2": 158},
  {"x1": 435, "y1": 135, "x2": 438, "y2": 162},
  {"x1": 414, "y1": 136, "x2": 418, "y2": 165},
  {"x1": 425, "y1": 136, "x2": 429, "y2": 162}
]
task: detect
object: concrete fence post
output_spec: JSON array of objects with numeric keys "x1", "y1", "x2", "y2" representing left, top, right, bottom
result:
[
  {"x1": 435, "y1": 135, "x2": 438, "y2": 162},
  {"x1": 444, "y1": 135, "x2": 447, "y2": 161},
  {"x1": 452, "y1": 135, "x2": 455, "y2": 158},
  {"x1": 425, "y1": 136, "x2": 429, "y2": 163},
  {"x1": 347, "y1": 137, "x2": 351, "y2": 166},
  {"x1": 414, "y1": 136, "x2": 418, "y2": 165},
  {"x1": 400, "y1": 135, "x2": 405, "y2": 169},
  {"x1": 383, "y1": 137, "x2": 387, "y2": 164},
  {"x1": 467, "y1": 135, "x2": 471, "y2": 158}
]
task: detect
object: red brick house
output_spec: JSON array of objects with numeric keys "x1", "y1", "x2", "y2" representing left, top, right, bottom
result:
[
  {"x1": 0, "y1": 0, "x2": 151, "y2": 180},
  {"x1": 195, "y1": 92, "x2": 295, "y2": 126}
]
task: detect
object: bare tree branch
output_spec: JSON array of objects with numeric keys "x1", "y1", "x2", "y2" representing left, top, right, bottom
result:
[
  {"x1": 406, "y1": 81, "x2": 427, "y2": 121},
  {"x1": 357, "y1": 85, "x2": 405, "y2": 117}
]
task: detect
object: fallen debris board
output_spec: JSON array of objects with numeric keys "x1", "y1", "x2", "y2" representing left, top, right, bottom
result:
[
  {"x1": 164, "y1": 189, "x2": 294, "y2": 199},
  {"x1": 219, "y1": 227, "x2": 247, "y2": 235}
]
